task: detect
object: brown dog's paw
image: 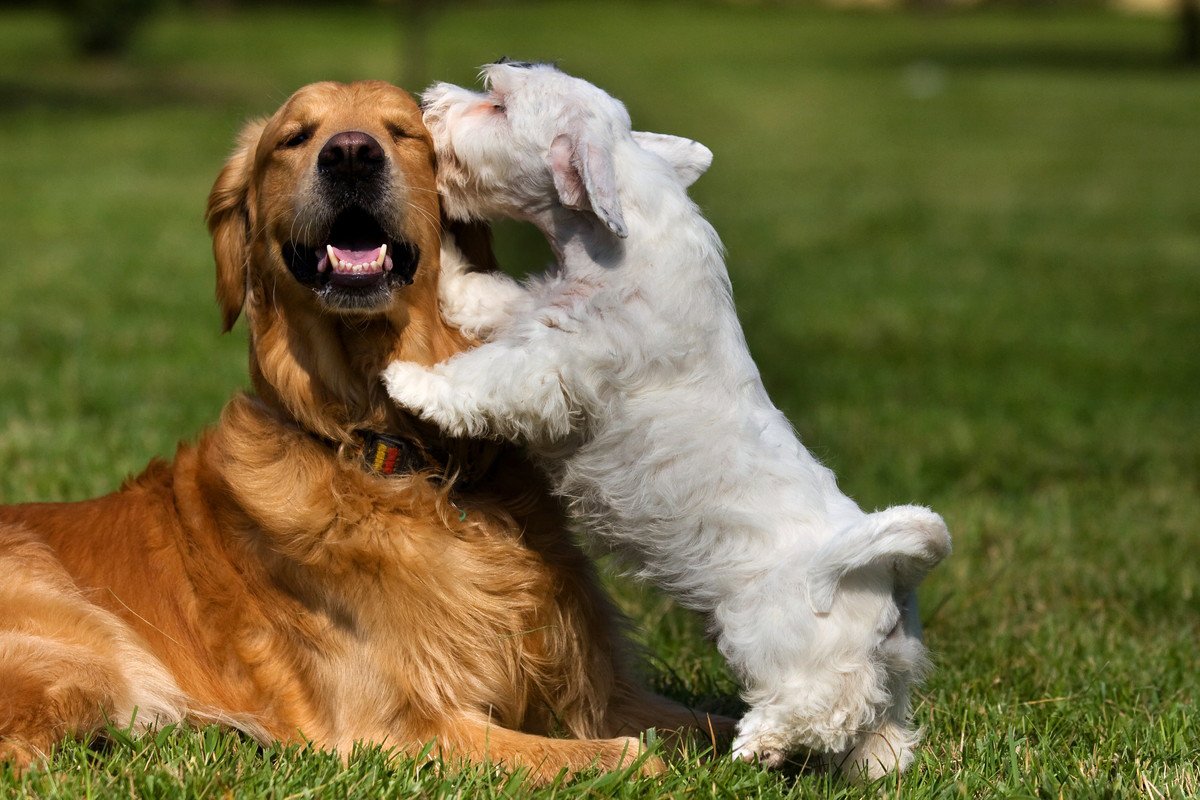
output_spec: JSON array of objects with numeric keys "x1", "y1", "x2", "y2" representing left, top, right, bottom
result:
[
  {"x1": 636, "y1": 753, "x2": 668, "y2": 777},
  {"x1": 607, "y1": 736, "x2": 666, "y2": 777},
  {"x1": 0, "y1": 736, "x2": 46, "y2": 774}
]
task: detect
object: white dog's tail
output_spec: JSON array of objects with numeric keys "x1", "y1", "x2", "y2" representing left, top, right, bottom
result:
[{"x1": 806, "y1": 505, "x2": 951, "y2": 614}]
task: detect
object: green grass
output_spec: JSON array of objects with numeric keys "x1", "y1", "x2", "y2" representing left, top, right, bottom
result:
[{"x1": 2, "y1": 3, "x2": 1198, "y2": 797}]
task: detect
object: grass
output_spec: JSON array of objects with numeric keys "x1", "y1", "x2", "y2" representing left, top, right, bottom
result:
[{"x1": 1, "y1": 2, "x2": 1198, "y2": 797}]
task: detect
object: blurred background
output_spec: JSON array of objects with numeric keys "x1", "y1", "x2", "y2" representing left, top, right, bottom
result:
[{"x1": 0, "y1": 0, "x2": 1197, "y2": 794}]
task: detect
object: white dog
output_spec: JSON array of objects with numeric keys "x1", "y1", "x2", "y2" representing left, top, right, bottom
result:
[{"x1": 383, "y1": 61, "x2": 951, "y2": 779}]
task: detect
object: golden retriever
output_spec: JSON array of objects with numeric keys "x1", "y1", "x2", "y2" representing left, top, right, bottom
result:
[{"x1": 0, "y1": 80, "x2": 724, "y2": 782}]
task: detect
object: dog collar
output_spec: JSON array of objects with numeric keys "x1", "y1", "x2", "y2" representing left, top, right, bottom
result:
[
  {"x1": 300, "y1": 419, "x2": 492, "y2": 488},
  {"x1": 354, "y1": 429, "x2": 439, "y2": 477},
  {"x1": 251, "y1": 394, "x2": 456, "y2": 481}
]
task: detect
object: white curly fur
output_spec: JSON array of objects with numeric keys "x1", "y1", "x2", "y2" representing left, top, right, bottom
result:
[{"x1": 383, "y1": 62, "x2": 951, "y2": 779}]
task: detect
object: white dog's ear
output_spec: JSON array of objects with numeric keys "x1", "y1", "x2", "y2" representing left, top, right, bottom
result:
[
  {"x1": 632, "y1": 131, "x2": 713, "y2": 187},
  {"x1": 807, "y1": 506, "x2": 951, "y2": 614},
  {"x1": 549, "y1": 132, "x2": 628, "y2": 238}
]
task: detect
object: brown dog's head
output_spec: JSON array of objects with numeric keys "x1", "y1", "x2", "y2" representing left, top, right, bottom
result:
[
  {"x1": 207, "y1": 80, "x2": 441, "y2": 328},
  {"x1": 206, "y1": 82, "x2": 475, "y2": 441}
]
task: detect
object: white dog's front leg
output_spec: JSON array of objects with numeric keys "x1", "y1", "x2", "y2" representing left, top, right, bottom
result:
[
  {"x1": 382, "y1": 340, "x2": 577, "y2": 445},
  {"x1": 438, "y1": 239, "x2": 530, "y2": 339},
  {"x1": 381, "y1": 361, "x2": 471, "y2": 436}
]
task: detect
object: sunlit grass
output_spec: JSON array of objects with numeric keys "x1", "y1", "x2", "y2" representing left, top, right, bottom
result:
[{"x1": 1, "y1": 3, "x2": 1197, "y2": 796}]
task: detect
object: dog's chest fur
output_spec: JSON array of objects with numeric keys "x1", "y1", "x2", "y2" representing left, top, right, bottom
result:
[
  {"x1": 4, "y1": 395, "x2": 614, "y2": 747},
  {"x1": 204, "y1": 398, "x2": 609, "y2": 739}
]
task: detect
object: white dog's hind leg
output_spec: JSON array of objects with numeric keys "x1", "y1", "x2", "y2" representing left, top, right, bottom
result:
[
  {"x1": 438, "y1": 238, "x2": 530, "y2": 339},
  {"x1": 382, "y1": 338, "x2": 577, "y2": 444},
  {"x1": 834, "y1": 717, "x2": 919, "y2": 781}
]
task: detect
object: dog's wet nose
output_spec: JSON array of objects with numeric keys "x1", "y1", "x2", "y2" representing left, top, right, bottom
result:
[
  {"x1": 318, "y1": 131, "x2": 385, "y2": 177},
  {"x1": 493, "y1": 56, "x2": 535, "y2": 69}
]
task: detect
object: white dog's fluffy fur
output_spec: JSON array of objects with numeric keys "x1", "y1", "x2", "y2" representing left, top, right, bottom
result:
[{"x1": 383, "y1": 62, "x2": 951, "y2": 778}]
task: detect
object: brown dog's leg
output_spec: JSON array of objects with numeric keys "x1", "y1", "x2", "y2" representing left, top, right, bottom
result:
[
  {"x1": 0, "y1": 534, "x2": 155, "y2": 772},
  {"x1": 601, "y1": 682, "x2": 737, "y2": 757},
  {"x1": 0, "y1": 635, "x2": 123, "y2": 772},
  {"x1": 0, "y1": 553, "x2": 104, "y2": 770},
  {"x1": 423, "y1": 716, "x2": 664, "y2": 784}
]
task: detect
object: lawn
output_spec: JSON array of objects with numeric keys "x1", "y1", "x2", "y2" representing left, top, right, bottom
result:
[{"x1": 1, "y1": 2, "x2": 1197, "y2": 797}]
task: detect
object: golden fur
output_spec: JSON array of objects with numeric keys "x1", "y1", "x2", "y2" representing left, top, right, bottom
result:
[{"x1": 0, "y1": 81, "x2": 725, "y2": 781}]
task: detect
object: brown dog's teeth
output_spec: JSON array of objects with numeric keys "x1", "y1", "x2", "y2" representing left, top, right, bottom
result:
[{"x1": 323, "y1": 244, "x2": 388, "y2": 275}]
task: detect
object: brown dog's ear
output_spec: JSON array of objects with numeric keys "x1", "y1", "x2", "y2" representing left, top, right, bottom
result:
[{"x1": 206, "y1": 118, "x2": 266, "y2": 332}]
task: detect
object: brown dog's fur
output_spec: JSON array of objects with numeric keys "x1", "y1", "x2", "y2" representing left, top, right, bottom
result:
[{"x1": 0, "y1": 81, "x2": 724, "y2": 781}]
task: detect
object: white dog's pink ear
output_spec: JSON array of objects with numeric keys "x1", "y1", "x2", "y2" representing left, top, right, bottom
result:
[
  {"x1": 549, "y1": 133, "x2": 628, "y2": 238},
  {"x1": 549, "y1": 134, "x2": 587, "y2": 207},
  {"x1": 632, "y1": 131, "x2": 713, "y2": 188},
  {"x1": 807, "y1": 506, "x2": 951, "y2": 614}
]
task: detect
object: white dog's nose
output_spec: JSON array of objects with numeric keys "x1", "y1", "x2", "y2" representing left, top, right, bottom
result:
[{"x1": 493, "y1": 56, "x2": 537, "y2": 69}]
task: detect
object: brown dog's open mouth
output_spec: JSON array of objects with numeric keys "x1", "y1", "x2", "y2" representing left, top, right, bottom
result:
[{"x1": 284, "y1": 206, "x2": 420, "y2": 301}]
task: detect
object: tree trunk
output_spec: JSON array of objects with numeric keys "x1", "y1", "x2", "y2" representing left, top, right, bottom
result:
[
  {"x1": 399, "y1": 0, "x2": 435, "y2": 89},
  {"x1": 1182, "y1": 0, "x2": 1200, "y2": 65}
]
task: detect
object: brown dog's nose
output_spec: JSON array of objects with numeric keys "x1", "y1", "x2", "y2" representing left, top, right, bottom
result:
[{"x1": 318, "y1": 131, "x2": 385, "y2": 177}]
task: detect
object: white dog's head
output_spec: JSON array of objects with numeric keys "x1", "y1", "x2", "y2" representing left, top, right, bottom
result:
[{"x1": 421, "y1": 60, "x2": 712, "y2": 237}]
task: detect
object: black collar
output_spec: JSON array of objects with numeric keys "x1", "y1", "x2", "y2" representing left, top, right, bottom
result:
[
  {"x1": 353, "y1": 428, "x2": 496, "y2": 488},
  {"x1": 355, "y1": 428, "x2": 441, "y2": 477},
  {"x1": 249, "y1": 394, "x2": 468, "y2": 483},
  {"x1": 302, "y1": 426, "x2": 445, "y2": 479}
]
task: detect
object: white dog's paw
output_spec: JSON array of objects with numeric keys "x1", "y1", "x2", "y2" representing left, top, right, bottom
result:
[
  {"x1": 381, "y1": 361, "x2": 437, "y2": 412},
  {"x1": 835, "y1": 720, "x2": 918, "y2": 782},
  {"x1": 381, "y1": 361, "x2": 485, "y2": 438},
  {"x1": 732, "y1": 740, "x2": 788, "y2": 769},
  {"x1": 732, "y1": 718, "x2": 790, "y2": 770}
]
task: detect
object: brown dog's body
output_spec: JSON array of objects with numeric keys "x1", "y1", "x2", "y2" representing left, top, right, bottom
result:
[{"x1": 0, "y1": 81, "x2": 719, "y2": 780}]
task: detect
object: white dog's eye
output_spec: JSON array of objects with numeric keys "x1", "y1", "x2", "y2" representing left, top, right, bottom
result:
[{"x1": 491, "y1": 103, "x2": 507, "y2": 115}]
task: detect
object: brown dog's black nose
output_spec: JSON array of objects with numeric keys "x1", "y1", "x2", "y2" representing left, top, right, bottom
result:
[{"x1": 318, "y1": 131, "x2": 385, "y2": 177}]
